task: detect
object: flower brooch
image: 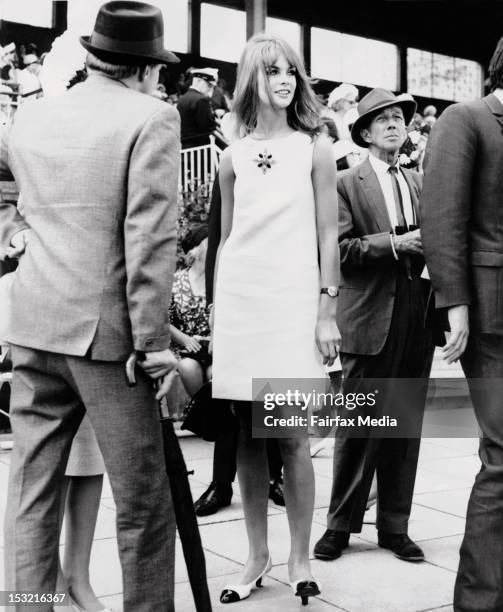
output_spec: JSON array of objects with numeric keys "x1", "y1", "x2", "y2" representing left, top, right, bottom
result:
[{"x1": 253, "y1": 149, "x2": 276, "y2": 174}]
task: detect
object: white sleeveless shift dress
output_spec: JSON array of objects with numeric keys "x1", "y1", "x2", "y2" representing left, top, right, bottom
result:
[{"x1": 212, "y1": 131, "x2": 324, "y2": 401}]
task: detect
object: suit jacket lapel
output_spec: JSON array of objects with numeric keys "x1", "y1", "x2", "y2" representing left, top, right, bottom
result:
[
  {"x1": 358, "y1": 158, "x2": 392, "y2": 232},
  {"x1": 483, "y1": 93, "x2": 503, "y2": 131}
]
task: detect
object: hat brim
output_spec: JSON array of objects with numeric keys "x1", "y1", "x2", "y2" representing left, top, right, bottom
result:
[
  {"x1": 80, "y1": 35, "x2": 180, "y2": 65},
  {"x1": 195, "y1": 75, "x2": 216, "y2": 84},
  {"x1": 351, "y1": 99, "x2": 417, "y2": 148}
]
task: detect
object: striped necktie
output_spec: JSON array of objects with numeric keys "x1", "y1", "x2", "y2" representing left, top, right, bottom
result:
[
  {"x1": 388, "y1": 165, "x2": 406, "y2": 229},
  {"x1": 388, "y1": 165, "x2": 412, "y2": 279}
]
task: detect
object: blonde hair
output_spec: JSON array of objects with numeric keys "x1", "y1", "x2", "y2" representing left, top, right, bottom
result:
[{"x1": 232, "y1": 34, "x2": 321, "y2": 138}]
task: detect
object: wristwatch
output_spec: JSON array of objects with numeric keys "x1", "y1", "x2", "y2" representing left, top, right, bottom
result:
[{"x1": 320, "y1": 286, "x2": 339, "y2": 298}]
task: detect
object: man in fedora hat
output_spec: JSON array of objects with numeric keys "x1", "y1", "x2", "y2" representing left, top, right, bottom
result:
[
  {"x1": 314, "y1": 88, "x2": 436, "y2": 564},
  {"x1": 0, "y1": 2, "x2": 181, "y2": 610},
  {"x1": 177, "y1": 67, "x2": 218, "y2": 148},
  {"x1": 421, "y1": 37, "x2": 503, "y2": 612}
]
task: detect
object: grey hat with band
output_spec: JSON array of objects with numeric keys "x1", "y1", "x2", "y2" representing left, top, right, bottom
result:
[
  {"x1": 351, "y1": 88, "x2": 417, "y2": 148},
  {"x1": 80, "y1": 1, "x2": 179, "y2": 65}
]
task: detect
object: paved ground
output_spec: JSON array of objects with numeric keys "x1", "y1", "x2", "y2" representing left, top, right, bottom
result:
[
  {"x1": 0, "y1": 353, "x2": 475, "y2": 611},
  {"x1": 0, "y1": 431, "x2": 477, "y2": 612}
]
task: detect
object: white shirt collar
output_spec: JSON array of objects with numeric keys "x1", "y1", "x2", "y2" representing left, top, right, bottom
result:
[
  {"x1": 368, "y1": 152, "x2": 399, "y2": 178},
  {"x1": 492, "y1": 89, "x2": 503, "y2": 105}
]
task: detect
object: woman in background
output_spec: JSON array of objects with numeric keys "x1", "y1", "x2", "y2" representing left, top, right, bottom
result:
[{"x1": 169, "y1": 224, "x2": 212, "y2": 396}]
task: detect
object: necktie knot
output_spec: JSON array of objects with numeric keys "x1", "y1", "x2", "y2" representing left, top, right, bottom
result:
[{"x1": 388, "y1": 165, "x2": 399, "y2": 174}]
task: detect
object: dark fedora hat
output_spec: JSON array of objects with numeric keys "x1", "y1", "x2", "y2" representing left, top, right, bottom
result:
[
  {"x1": 351, "y1": 88, "x2": 417, "y2": 148},
  {"x1": 80, "y1": 1, "x2": 179, "y2": 65}
]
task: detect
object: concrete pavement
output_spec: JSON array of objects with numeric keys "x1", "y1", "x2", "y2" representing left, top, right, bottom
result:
[{"x1": 0, "y1": 431, "x2": 477, "y2": 612}]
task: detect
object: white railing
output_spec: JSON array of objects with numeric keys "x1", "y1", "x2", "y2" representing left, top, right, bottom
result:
[{"x1": 179, "y1": 135, "x2": 223, "y2": 193}]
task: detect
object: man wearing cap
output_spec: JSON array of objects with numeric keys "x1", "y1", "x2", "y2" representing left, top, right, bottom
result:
[
  {"x1": 421, "y1": 36, "x2": 503, "y2": 612},
  {"x1": 177, "y1": 67, "x2": 218, "y2": 148},
  {"x1": 314, "y1": 88, "x2": 435, "y2": 564},
  {"x1": 0, "y1": 2, "x2": 181, "y2": 610}
]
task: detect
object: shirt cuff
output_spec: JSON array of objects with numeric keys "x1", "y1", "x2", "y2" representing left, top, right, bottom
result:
[{"x1": 389, "y1": 233, "x2": 399, "y2": 260}]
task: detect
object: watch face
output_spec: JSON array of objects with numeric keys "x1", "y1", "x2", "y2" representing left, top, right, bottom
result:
[{"x1": 321, "y1": 287, "x2": 338, "y2": 297}]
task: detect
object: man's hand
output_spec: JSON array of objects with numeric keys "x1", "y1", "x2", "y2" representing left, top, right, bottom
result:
[
  {"x1": 138, "y1": 348, "x2": 178, "y2": 400},
  {"x1": 6, "y1": 229, "x2": 30, "y2": 259},
  {"x1": 393, "y1": 229, "x2": 422, "y2": 255},
  {"x1": 315, "y1": 315, "x2": 342, "y2": 367},
  {"x1": 442, "y1": 304, "x2": 469, "y2": 364}
]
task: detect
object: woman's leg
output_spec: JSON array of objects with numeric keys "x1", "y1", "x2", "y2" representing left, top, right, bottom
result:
[
  {"x1": 278, "y1": 437, "x2": 316, "y2": 582},
  {"x1": 178, "y1": 358, "x2": 204, "y2": 396},
  {"x1": 232, "y1": 402, "x2": 271, "y2": 584},
  {"x1": 62, "y1": 474, "x2": 104, "y2": 611},
  {"x1": 56, "y1": 478, "x2": 74, "y2": 612}
]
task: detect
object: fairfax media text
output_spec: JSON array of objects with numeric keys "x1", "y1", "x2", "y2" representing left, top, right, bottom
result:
[{"x1": 263, "y1": 414, "x2": 398, "y2": 428}]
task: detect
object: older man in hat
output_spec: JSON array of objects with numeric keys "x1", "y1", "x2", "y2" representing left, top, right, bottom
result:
[
  {"x1": 0, "y1": 2, "x2": 181, "y2": 610},
  {"x1": 314, "y1": 88, "x2": 436, "y2": 564},
  {"x1": 177, "y1": 67, "x2": 218, "y2": 148}
]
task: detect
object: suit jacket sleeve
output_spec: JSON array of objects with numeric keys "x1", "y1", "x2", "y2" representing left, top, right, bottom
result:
[
  {"x1": 125, "y1": 105, "x2": 181, "y2": 352},
  {"x1": 195, "y1": 97, "x2": 216, "y2": 135},
  {"x1": 205, "y1": 173, "x2": 221, "y2": 303},
  {"x1": 0, "y1": 125, "x2": 31, "y2": 256},
  {"x1": 421, "y1": 104, "x2": 475, "y2": 308},
  {"x1": 338, "y1": 176, "x2": 396, "y2": 272}
]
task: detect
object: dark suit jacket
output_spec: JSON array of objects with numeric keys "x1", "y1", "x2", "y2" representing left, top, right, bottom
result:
[
  {"x1": 337, "y1": 158, "x2": 423, "y2": 355},
  {"x1": 421, "y1": 94, "x2": 503, "y2": 335},
  {"x1": 177, "y1": 87, "x2": 216, "y2": 148}
]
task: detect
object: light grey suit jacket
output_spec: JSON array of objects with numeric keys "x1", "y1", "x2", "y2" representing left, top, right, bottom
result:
[{"x1": 0, "y1": 73, "x2": 180, "y2": 360}]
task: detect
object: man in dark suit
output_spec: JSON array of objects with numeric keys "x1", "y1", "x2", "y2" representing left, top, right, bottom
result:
[
  {"x1": 421, "y1": 38, "x2": 503, "y2": 612},
  {"x1": 314, "y1": 89, "x2": 435, "y2": 564},
  {"x1": 177, "y1": 67, "x2": 218, "y2": 148},
  {"x1": 0, "y1": 4, "x2": 180, "y2": 610}
]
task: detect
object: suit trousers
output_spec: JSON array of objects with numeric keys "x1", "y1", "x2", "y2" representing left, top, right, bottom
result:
[
  {"x1": 454, "y1": 333, "x2": 503, "y2": 612},
  {"x1": 327, "y1": 273, "x2": 434, "y2": 533},
  {"x1": 4, "y1": 345, "x2": 176, "y2": 612}
]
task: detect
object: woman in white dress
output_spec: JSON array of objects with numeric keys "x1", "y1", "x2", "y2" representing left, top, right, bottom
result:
[{"x1": 212, "y1": 34, "x2": 340, "y2": 605}]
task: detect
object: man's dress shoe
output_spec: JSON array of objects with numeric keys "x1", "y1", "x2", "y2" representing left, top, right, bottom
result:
[
  {"x1": 378, "y1": 532, "x2": 425, "y2": 562},
  {"x1": 194, "y1": 482, "x2": 232, "y2": 516},
  {"x1": 268, "y1": 479, "x2": 285, "y2": 506},
  {"x1": 313, "y1": 530, "x2": 350, "y2": 560}
]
